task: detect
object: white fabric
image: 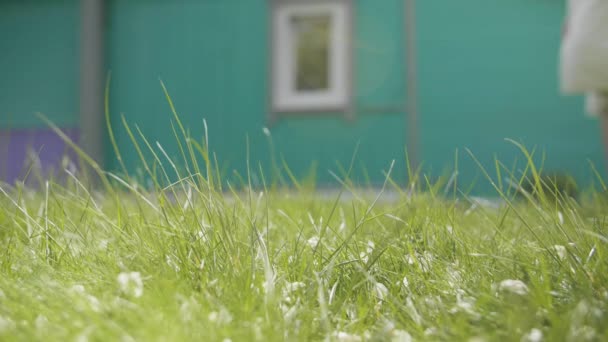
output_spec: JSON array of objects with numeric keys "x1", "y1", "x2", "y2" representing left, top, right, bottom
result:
[
  {"x1": 560, "y1": 0, "x2": 608, "y2": 94},
  {"x1": 586, "y1": 92, "x2": 608, "y2": 116}
]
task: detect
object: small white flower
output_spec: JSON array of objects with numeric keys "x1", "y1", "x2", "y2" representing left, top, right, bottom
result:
[
  {"x1": 208, "y1": 308, "x2": 232, "y2": 325},
  {"x1": 333, "y1": 331, "x2": 362, "y2": 342},
  {"x1": 553, "y1": 245, "x2": 567, "y2": 260},
  {"x1": 521, "y1": 328, "x2": 543, "y2": 342},
  {"x1": 360, "y1": 252, "x2": 369, "y2": 264},
  {"x1": 117, "y1": 272, "x2": 144, "y2": 298},
  {"x1": 446, "y1": 225, "x2": 454, "y2": 234},
  {"x1": 392, "y1": 329, "x2": 413, "y2": 342},
  {"x1": 0, "y1": 316, "x2": 16, "y2": 332},
  {"x1": 499, "y1": 279, "x2": 529, "y2": 296},
  {"x1": 35, "y1": 315, "x2": 48, "y2": 330},
  {"x1": 307, "y1": 236, "x2": 320, "y2": 249},
  {"x1": 98, "y1": 239, "x2": 109, "y2": 250},
  {"x1": 284, "y1": 281, "x2": 306, "y2": 294},
  {"x1": 87, "y1": 295, "x2": 102, "y2": 312},
  {"x1": 71, "y1": 284, "x2": 86, "y2": 294},
  {"x1": 374, "y1": 282, "x2": 389, "y2": 300},
  {"x1": 366, "y1": 241, "x2": 375, "y2": 254},
  {"x1": 402, "y1": 276, "x2": 409, "y2": 289}
]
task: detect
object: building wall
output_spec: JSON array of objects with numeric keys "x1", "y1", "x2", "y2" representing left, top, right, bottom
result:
[
  {"x1": 105, "y1": 0, "x2": 408, "y2": 187},
  {"x1": 1, "y1": 0, "x2": 601, "y2": 192},
  {"x1": 417, "y1": 0, "x2": 603, "y2": 192},
  {"x1": 0, "y1": 0, "x2": 80, "y2": 183}
]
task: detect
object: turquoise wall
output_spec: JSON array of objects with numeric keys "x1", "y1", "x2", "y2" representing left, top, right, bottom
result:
[
  {"x1": 106, "y1": 0, "x2": 407, "y2": 187},
  {"x1": 106, "y1": 0, "x2": 604, "y2": 192},
  {"x1": 417, "y1": 0, "x2": 604, "y2": 192},
  {"x1": 0, "y1": 0, "x2": 80, "y2": 129}
]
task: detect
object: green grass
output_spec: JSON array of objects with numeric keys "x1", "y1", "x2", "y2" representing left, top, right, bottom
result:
[
  {"x1": 0, "y1": 97, "x2": 606, "y2": 341},
  {"x1": 1, "y1": 152, "x2": 608, "y2": 341}
]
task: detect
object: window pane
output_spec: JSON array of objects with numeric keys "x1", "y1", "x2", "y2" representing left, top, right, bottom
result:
[{"x1": 291, "y1": 14, "x2": 330, "y2": 91}]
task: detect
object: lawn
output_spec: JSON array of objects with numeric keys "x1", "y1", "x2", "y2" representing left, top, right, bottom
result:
[
  {"x1": 1, "y1": 161, "x2": 607, "y2": 341},
  {"x1": 1, "y1": 115, "x2": 608, "y2": 341}
]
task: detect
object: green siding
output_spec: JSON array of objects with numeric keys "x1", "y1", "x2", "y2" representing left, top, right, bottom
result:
[
  {"x1": 106, "y1": 0, "x2": 603, "y2": 191},
  {"x1": 417, "y1": 0, "x2": 604, "y2": 192},
  {"x1": 106, "y1": 0, "x2": 407, "y2": 186},
  {"x1": 0, "y1": 0, "x2": 80, "y2": 128}
]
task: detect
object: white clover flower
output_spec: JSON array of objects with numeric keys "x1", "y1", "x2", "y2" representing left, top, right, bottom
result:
[
  {"x1": 374, "y1": 282, "x2": 389, "y2": 301},
  {"x1": 97, "y1": 239, "x2": 110, "y2": 251},
  {"x1": 282, "y1": 281, "x2": 306, "y2": 304},
  {"x1": 446, "y1": 225, "x2": 454, "y2": 235},
  {"x1": 284, "y1": 281, "x2": 306, "y2": 294},
  {"x1": 522, "y1": 328, "x2": 543, "y2": 342},
  {"x1": 307, "y1": 236, "x2": 320, "y2": 249},
  {"x1": 499, "y1": 279, "x2": 529, "y2": 296},
  {"x1": 360, "y1": 252, "x2": 369, "y2": 264},
  {"x1": 333, "y1": 331, "x2": 362, "y2": 342},
  {"x1": 208, "y1": 308, "x2": 233, "y2": 325},
  {"x1": 35, "y1": 315, "x2": 48, "y2": 330},
  {"x1": 366, "y1": 241, "x2": 375, "y2": 254},
  {"x1": 117, "y1": 272, "x2": 144, "y2": 298},
  {"x1": 0, "y1": 316, "x2": 15, "y2": 332},
  {"x1": 553, "y1": 245, "x2": 567, "y2": 260},
  {"x1": 392, "y1": 329, "x2": 413, "y2": 342}
]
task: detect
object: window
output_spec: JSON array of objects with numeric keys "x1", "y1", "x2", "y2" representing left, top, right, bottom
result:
[{"x1": 271, "y1": 1, "x2": 352, "y2": 114}]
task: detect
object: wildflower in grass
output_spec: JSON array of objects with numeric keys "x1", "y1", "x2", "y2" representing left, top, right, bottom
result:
[
  {"x1": 117, "y1": 272, "x2": 144, "y2": 298},
  {"x1": 34, "y1": 315, "x2": 47, "y2": 330},
  {"x1": 446, "y1": 225, "x2": 454, "y2": 235},
  {"x1": 401, "y1": 276, "x2": 409, "y2": 289},
  {"x1": 391, "y1": 329, "x2": 413, "y2": 342},
  {"x1": 521, "y1": 328, "x2": 543, "y2": 342},
  {"x1": 0, "y1": 316, "x2": 15, "y2": 333},
  {"x1": 282, "y1": 281, "x2": 305, "y2": 304},
  {"x1": 178, "y1": 295, "x2": 200, "y2": 322},
  {"x1": 307, "y1": 236, "x2": 320, "y2": 249},
  {"x1": 333, "y1": 331, "x2": 362, "y2": 342},
  {"x1": 69, "y1": 284, "x2": 102, "y2": 312},
  {"x1": 374, "y1": 282, "x2": 389, "y2": 301},
  {"x1": 360, "y1": 241, "x2": 374, "y2": 263},
  {"x1": 498, "y1": 279, "x2": 529, "y2": 296},
  {"x1": 208, "y1": 308, "x2": 233, "y2": 325},
  {"x1": 569, "y1": 326, "x2": 596, "y2": 341},
  {"x1": 553, "y1": 245, "x2": 567, "y2": 260},
  {"x1": 450, "y1": 289, "x2": 480, "y2": 320},
  {"x1": 70, "y1": 284, "x2": 85, "y2": 294}
]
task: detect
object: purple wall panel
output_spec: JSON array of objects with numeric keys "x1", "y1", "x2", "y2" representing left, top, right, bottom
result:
[{"x1": 0, "y1": 128, "x2": 79, "y2": 184}]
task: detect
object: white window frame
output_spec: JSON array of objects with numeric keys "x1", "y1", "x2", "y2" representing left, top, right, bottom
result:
[{"x1": 271, "y1": 0, "x2": 352, "y2": 114}]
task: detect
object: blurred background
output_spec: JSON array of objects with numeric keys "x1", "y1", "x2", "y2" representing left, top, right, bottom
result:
[{"x1": 0, "y1": 0, "x2": 603, "y2": 194}]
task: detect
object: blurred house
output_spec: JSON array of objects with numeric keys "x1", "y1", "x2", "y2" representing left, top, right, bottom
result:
[{"x1": 0, "y1": 0, "x2": 603, "y2": 191}]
